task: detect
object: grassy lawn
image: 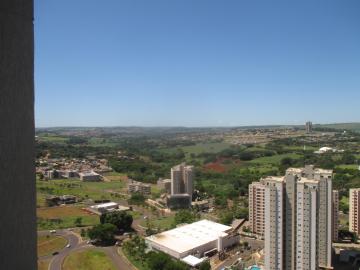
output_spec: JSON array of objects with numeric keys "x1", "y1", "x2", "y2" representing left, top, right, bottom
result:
[
  {"x1": 37, "y1": 260, "x2": 50, "y2": 270},
  {"x1": 103, "y1": 172, "x2": 128, "y2": 182},
  {"x1": 249, "y1": 153, "x2": 302, "y2": 165},
  {"x1": 37, "y1": 179, "x2": 125, "y2": 201},
  {"x1": 37, "y1": 235, "x2": 67, "y2": 257},
  {"x1": 161, "y1": 142, "x2": 230, "y2": 158},
  {"x1": 63, "y1": 249, "x2": 116, "y2": 270},
  {"x1": 37, "y1": 135, "x2": 68, "y2": 143},
  {"x1": 336, "y1": 164, "x2": 359, "y2": 170},
  {"x1": 37, "y1": 205, "x2": 99, "y2": 229},
  {"x1": 140, "y1": 215, "x2": 175, "y2": 231}
]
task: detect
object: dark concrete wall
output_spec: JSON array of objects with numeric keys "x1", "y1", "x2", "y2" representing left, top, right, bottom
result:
[{"x1": 0, "y1": 0, "x2": 36, "y2": 269}]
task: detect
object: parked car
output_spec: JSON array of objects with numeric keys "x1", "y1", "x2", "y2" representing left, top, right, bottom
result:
[
  {"x1": 50, "y1": 230, "x2": 56, "y2": 234},
  {"x1": 52, "y1": 251, "x2": 59, "y2": 256},
  {"x1": 66, "y1": 244, "x2": 71, "y2": 248}
]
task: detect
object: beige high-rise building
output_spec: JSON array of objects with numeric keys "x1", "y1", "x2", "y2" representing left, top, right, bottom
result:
[
  {"x1": 248, "y1": 181, "x2": 265, "y2": 237},
  {"x1": 264, "y1": 177, "x2": 285, "y2": 270},
  {"x1": 170, "y1": 163, "x2": 194, "y2": 198},
  {"x1": 349, "y1": 188, "x2": 360, "y2": 235},
  {"x1": 262, "y1": 166, "x2": 333, "y2": 270},
  {"x1": 332, "y1": 190, "x2": 339, "y2": 242}
]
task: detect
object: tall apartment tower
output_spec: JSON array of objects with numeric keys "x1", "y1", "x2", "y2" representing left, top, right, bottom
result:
[
  {"x1": 263, "y1": 166, "x2": 333, "y2": 270},
  {"x1": 248, "y1": 181, "x2": 265, "y2": 237},
  {"x1": 170, "y1": 163, "x2": 194, "y2": 198},
  {"x1": 264, "y1": 177, "x2": 285, "y2": 270},
  {"x1": 349, "y1": 188, "x2": 360, "y2": 235},
  {"x1": 306, "y1": 121, "x2": 313, "y2": 133},
  {"x1": 332, "y1": 190, "x2": 339, "y2": 242}
]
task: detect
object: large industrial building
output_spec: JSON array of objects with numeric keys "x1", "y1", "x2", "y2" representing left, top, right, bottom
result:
[
  {"x1": 146, "y1": 220, "x2": 239, "y2": 262},
  {"x1": 259, "y1": 166, "x2": 334, "y2": 270}
]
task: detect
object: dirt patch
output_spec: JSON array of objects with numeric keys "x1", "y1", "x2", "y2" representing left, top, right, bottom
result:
[{"x1": 37, "y1": 206, "x2": 91, "y2": 219}]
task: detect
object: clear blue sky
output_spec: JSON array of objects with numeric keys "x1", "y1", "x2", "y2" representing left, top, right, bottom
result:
[{"x1": 35, "y1": 0, "x2": 360, "y2": 127}]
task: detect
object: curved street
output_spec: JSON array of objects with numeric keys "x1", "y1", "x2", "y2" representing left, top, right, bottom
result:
[{"x1": 38, "y1": 229, "x2": 132, "y2": 270}]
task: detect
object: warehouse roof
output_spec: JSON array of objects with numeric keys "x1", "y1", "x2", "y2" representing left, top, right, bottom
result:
[{"x1": 146, "y1": 219, "x2": 232, "y2": 254}]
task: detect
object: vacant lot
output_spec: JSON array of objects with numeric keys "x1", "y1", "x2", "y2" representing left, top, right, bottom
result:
[
  {"x1": 38, "y1": 235, "x2": 67, "y2": 257},
  {"x1": 37, "y1": 179, "x2": 125, "y2": 201},
  {"x1": 63, "y1": 249, "x2": 116, "y2": 270},
  {"x1": 37, "y1": 206, "x2": 90, "y2": 219},
  {"x1": 37, "y1": 205, "x2": 99, "y2": 230}
]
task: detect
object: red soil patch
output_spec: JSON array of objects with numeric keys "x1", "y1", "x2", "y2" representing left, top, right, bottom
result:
[{"x1": 205, "y1": 161, "x2": 226, "y2": 173}]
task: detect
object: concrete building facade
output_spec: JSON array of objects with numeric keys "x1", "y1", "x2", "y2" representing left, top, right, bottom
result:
[
  {"x1": 264, "y1": 177, "x2": 285, "y2": 270},
  {"x1": 248, "y1": 181, "x2": 265, "y2": 237},
  {"x1": 349, "y1": 188, "x2": 360, "y2": 235},
  {"x1": 332, "y1": 190, "x2": 339, "y2": 242},
  {"x1": 128, "y1": 180, "x2": 151, "y2": 195},
  {"x1": 263, "y1": 166, "x2": 333, "y2": 270},
  {"x1": 306, "y1": 121, "x2": 313, "y2": 133},
  {"x1": 170, "y1": 163, "x2": 194, "y2": 198},
  {"x1": 168, "y1": 163, "x2": 194, "y2": 209}
]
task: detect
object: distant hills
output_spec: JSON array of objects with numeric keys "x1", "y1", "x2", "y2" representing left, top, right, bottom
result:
[
  {"x1": 318, "y1": 123, "x2": 360, "y2": 132},
  {"x1": 35, "y1": 122, "x2": 360, "y2": 134}
]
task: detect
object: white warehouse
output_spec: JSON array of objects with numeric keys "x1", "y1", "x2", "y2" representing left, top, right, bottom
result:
[{"x1": 145, "y1": 219, "x2": 239, "y2": 260}]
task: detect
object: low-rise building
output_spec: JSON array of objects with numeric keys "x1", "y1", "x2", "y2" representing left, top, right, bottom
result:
[
  {"x1": 128, "y1": 180, "x2": 151, "y2": 195},
  {"x1": 157, "y1": 178, "x2": 171, "y2": 194},
  {"x1": 79, "y1": 171, "x2": 101, "y2": 181},
  {"x1": 89, "y1": 202, "x2": 129, "y2": 214}
]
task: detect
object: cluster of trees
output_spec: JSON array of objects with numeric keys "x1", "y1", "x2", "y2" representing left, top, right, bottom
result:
[
  {"x1": 123, "y1": 236, "x2": 191, "y2": 270},
  {"x1": 87, "y1": 211, "x2": 133, "y2": 244},
  {"x1": 36, "y1": 141, "x2": 114, "y2": 158},
  {"x1": 173, "y1": 210, "x2": 199, "y2": 227},
  {"x1": 128, "y1": 192, "x2": 146, "y2": 205}
]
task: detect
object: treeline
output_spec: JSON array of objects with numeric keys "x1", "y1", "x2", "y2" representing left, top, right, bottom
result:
[{"x1": 36, "y1": 141, "x2": 115, "y2": 158}]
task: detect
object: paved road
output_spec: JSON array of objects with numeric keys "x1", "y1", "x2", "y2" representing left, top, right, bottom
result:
[
  {"x1": 214, "y1": 237, "x2": 264, "y2": 270},
  {"x1": 39, "y1": 229, "x2": 133, "y2": 270}
]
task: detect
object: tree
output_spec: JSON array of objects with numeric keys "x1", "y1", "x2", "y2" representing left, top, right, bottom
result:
[
  {"x1": 281, "y1": 157, "x2": 294, "y2": 167},
  {"x1": 220, "y1": 211, "x2": 233, "y2": 225},
  {"x1": 87, "y1": 223, "x2": 117, "y2": 244},
  {"x1": 199, "y1": 261, "x2": 211, "y2": 270},
  {"x1": 128, "y1": 192, "x2": 146, "y2": 205},
  {"x1": 74, "y1": 217, "x2": 82, "y2": 227},
  {"x1": 173, "y1": 210, "x2": 197, "y2": 227},
  {"x1": 100, "y1": 211, "x2": 133, "y2": 232}
]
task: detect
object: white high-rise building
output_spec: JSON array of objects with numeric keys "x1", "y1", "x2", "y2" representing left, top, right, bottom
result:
[{"x1": 262, "y1": 166, "x2": 333, "y2": 270}]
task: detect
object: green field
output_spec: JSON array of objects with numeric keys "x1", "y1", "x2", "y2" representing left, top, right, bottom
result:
[
  {"x1": 249, "y1": 153, "x2": 302, "y2": 165},
  {"x1": 161, "y1": 142, "x2": 230, "y2": 158},
  {"x1": 140, "y1": 215, "x2": 175, "y2": 231},
  {"x1": 37, "y1": 205, "x2": 99, "y2": 230},
  {"x1": 37, "y1": 135, "x2": 69, "y2": 143},
  {"x1": 63, "y1": 249, "x2": 116, "y2": 270},
  {"x1": 336, "y1": 164, "x2": 359, "y2": 170},
  {"x1": 37, "y1": 179, "x2": 125, "y2": 201}
]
